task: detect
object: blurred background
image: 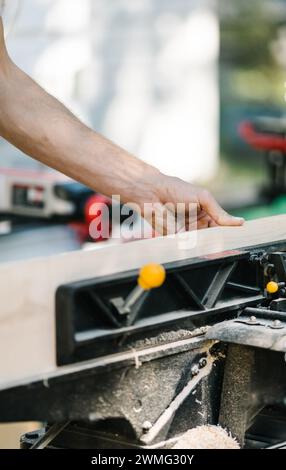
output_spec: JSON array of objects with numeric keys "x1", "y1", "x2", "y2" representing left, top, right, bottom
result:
[
  {"x1": 1, "y1": 0, "x2": 286, "y2": 448},
  {"x1": 1, "y1": 0, "x2": 219, "y2": 180},
  {"x1": 218, "y1": 0, "x2": 286, "y2": 218}
]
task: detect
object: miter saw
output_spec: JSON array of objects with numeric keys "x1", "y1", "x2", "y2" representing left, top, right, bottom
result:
[{"x1": 0, "y1": 216, "x2": 286, "y2": 449}]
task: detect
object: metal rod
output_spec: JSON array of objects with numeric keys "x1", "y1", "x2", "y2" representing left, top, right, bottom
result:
[
  {"x1": 244, "y1": 307, "x2": 286, "y2": 322},
  {"x1": 227, "y1": 282, "x2": 261, "y2": 294},
  {"x1": 30, "y1": 422, "x2": 70, "y2": 449},
  {"x1": 140, "y1": 357, "x2": 213, "y2": 445},
  {"x1": 123, "y1": 285, "x2": 144, "y2": 312},
  {"x1": 266, "y1": 440, "x2": 286, "y2": 449}
]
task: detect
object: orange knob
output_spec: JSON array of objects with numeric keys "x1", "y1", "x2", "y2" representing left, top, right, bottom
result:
[
  {"x1": 138, "y1": 263, "x2": 166, "y2": 290},
  {"x1": 266, "y1": 281, "x2": 279, "y2": 294}
]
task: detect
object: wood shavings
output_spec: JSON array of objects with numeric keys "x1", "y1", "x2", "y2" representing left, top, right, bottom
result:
[{"x1": 173, "y1": 425, "x2": 240, "y2": 449}]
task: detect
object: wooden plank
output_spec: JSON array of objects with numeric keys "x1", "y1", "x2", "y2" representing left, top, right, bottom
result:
[
  {"x1": 0, "y1": 422, "x2": 39, "y2": 449},
  {"x1": 0, "y1": 215, "x2": 285, "y2": 388}
]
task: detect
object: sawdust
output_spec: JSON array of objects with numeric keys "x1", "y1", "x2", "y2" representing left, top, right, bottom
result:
[
  {"x1": 132, "y1": 327, "x2": 209, "y2": 349},
  {"x1": 172, "y1": 425, "x2": 240, "y2": 449}
]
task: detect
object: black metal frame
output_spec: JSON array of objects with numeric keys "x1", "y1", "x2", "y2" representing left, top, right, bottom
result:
[{"x1": 56, "y1": 249, "x2": 264, "y2": 365}]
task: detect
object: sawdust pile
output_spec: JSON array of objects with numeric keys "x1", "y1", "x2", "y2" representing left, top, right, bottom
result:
[{"x1": 173, "y1": 425, "x2": 240, "y2": 449}]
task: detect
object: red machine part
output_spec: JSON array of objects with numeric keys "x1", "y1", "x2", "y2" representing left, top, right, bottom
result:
[
  {"x1": 68, "y1": 194, "x2": 112, "y2": 243},
  {"x1": 239, "y1": 121, "x2": 286, "y2": 151},
  {"x1": 84, "y1": 194, "x2": 112, "y2": 242}
]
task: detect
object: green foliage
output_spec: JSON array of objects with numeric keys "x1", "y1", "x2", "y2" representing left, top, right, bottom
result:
[{"x1": 220, "y1": 0, "x2": 281, "y2": 68}]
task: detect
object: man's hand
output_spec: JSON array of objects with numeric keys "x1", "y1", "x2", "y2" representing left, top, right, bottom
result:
[
  {"x1": 158, "y1": 175, "x2": 243, "y2": 229},
  {"x1": 132, "y1": 174, "x2": 244, "y2": 235}
]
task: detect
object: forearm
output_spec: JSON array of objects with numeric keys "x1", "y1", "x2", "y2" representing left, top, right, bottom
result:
[{"x1": 0, "y1": 53, "x2": 160, "y2": 206}]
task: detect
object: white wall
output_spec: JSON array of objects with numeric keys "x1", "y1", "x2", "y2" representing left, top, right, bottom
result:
[{"x1": 1, "y1": 0, "x2": 219, "y2": 182}]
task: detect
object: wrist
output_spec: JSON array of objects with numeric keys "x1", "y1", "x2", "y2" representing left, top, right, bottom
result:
[{"x1": 121, "y1": 165, "x2": 163, "y2": 209}]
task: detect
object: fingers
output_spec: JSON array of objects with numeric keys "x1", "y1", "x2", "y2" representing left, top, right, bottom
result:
[
  {"x1": 198, "y1": 217, "x2": 213, "y2": 230},
  {"x1": 199, "y1": 190, "x2": 244, "y2": 227},
  {"x1": 144, "y1": 202, "x2": 177, "y2": 236},
  {"x1": 196, "y1": 211, "x2": 217, "y2": 230},
  {"x1": 208, "y1": 219, "x2": 218, "y2": 228},
  {"x1": 144, "y1": 202, "x2": 197, "y2": 235}
]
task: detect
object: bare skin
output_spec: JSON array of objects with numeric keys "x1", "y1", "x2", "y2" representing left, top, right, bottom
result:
[{"x1": 0, "y1": 18, "x2": 244, "y2": 233}]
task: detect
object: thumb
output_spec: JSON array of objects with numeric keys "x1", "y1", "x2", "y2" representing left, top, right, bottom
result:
[{"x1": 199, "y1": 190, "x2": 244, "y2": 226}]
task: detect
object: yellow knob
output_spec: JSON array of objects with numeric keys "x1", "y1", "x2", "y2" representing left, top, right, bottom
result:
[
  {"x1": 138, "y1": 263, "x2": 166, "y2": 290},
  {"x1": 266, "y1": 281, "x2": 279, "y2": 294}
]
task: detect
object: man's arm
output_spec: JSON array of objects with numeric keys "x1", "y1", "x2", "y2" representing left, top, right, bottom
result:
[{"x1": 0, "y1": 18, "x2": 243, "y2": 231}]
